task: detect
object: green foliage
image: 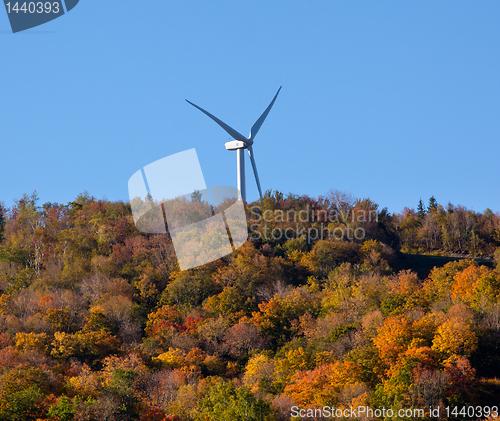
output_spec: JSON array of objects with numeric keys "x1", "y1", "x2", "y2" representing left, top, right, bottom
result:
[
  {"x1": 162, "y1": 269, "x2": 220, "y2": 308},
  {"x1": 104, "y1": 368, "x2": 139, "y2": 415},
  {"x1": 329, "y1": 323, "x2": 357, "y2": 342},
  {"x1": 0, "y1": 386, "x2": 45, "y2": 421},
  {"x1": 47, "y1": 396, "x2": 74, "y2": 421},
  {"x1": 381, "y1": 294, "x2": 407, "y2": 316},
  {"x1": 194, "y1": 379, "x2": 275, "y2": 421},
  {"x1": 83, "y1": 307, "x2": 117, "y2": 334}
]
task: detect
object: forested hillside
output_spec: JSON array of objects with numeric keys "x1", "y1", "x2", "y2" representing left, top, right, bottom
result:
[{"x1": 0, "y1": 190, "x2": 499, "y2": 421}]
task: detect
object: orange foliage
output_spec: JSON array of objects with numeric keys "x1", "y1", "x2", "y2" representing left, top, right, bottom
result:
[
  {"x1": 373, "y1": 315, "x2": 413, "y2": 362},
  {"x1": 284, "y1": 361, "x2": 363, "y2": 407}
]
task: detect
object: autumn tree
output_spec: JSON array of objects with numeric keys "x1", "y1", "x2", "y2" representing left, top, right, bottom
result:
[
  {"x1": 194, "y1": 378, "x2": 274, "y2": 421},
  {"x1": 222, "y1": 321, "x2": 266, "y2": 358},
  {"x1": 451, "y1": 265, "x2": 499, "y2": 312},
  {"x1": 423, "y1": 259, "x2": 476, "y2": 304},
  {"x1": 432, "y1": 317, "x2": 478, "y2": 358},
  {"x1": 283, "y1": 360, "x2": 364, "y2": 407},
  {"x1": 243, "y1": 354, "x2": 276, "y2": 394},
  {"x1": 373, "y1": 315, "x2": 414, "y2": 364}
]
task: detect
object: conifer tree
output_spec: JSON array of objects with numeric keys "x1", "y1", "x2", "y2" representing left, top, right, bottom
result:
[
  {"x1": 417, "y1": 198, "x2": 426, "y2": 219},
  {"x1": 0, "y1": 202, "x2": 5, "y2": 243},
  {"x1": 428, "y1": 196, "x2": 438, "y2": 213}
]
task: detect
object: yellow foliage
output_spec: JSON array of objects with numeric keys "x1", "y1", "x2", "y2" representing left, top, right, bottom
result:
[
  {"x1": 153, "y1": 347, "x2": 186, "y2": 369},
  {"x1": 101, "y1": 353, "x2": 148, "y2": 380},
  {"x1": 51, "y1": 331, "x2": 78, "y2": 359},
  {"x1": 411, "y1": 313, "x2": 438, "y2": 344},
  {"x1": 432, "y1": 317, "x2": 478, "y2": 357},
  {"x1": 312, "y1": 351, "x2": 337, "y2": 367},
  {"x1": 274, "y1": 347, "x2": 310, "y2": 390},
  {"x1": 243, "y1": 354, "x2": 276, "y2": 394},
  {"x1": 0, "y1": 294, "x2": 12, "y2": 316},
  {"x1": 67, "y1": 364, "x2": 102, "y2": 398},
  {"x1": 14, "y1": 332, "x2": 49, "y2": 354}
]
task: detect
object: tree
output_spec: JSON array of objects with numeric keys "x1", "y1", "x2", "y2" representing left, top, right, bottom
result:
[
  {"x1": 222, "y1": 322, "x2": 266, "y2": 358},
  {"x1": 423, "y1": 259, "x2": 476, "y2": 304},
  {"x1": 196, "y1": 316, "x2": 229, "y2": 356},
  {"x1": 451, "y1": 265, "x2": 498, "y2": 312},
  {"x1": 373, "y1": 315, "x2": 414, "y2": 363},
  {"x1": 0, "y1": 367, "x2": 51, "y2": 421},
  {"x1": 417, "y1": 198, "x2": 426, "y2": 219},
  {"x1": 283, "y1": 361, "x2": 364, "y2": 407},
  {"x1": 191, "y1": 190, "x2": 203, "y2": 203},
  {"x1": 145, "y1": 305, "x2": 184, "y2": 348},
  {"x1": 141, "y1": 369, "x2": 186, "y2": 410},
  {"x1": 47, "y1": 396, "x2": 74, "y2": 421},
  {"x1": 103, "y1": 368, "x2": 140, "y2": 417},
  {"x1": 0, "y1": 202, "x2": 6, "y2": 244},
  {"x1": 0, "y1": 386, "x2": 45, "y2": 421},
  {"x1": 243, "y1": 354, "x2": 276, "y2": 394},
  {"x1": 14, "y1": 332, "x2": 49, "y2": 354},
  {"x1": 373, "y1": 346, "x2": 438, "y2": 409},
  {"x1": 6, "y1": 192, "x2": 45, "y2": 274},
  {"x1": 432, "y1": 318, "x2": 478, "y2": 358},
  {"x1": 494, "y1": 247, "x2": 500, "y2": 269},
  {"x1": 194, "y1": 378, "x2": 274, "y2": 421},
  {"x1": 153, "y1": 348, "x2": 186, "y2": 369},
  {"x1": 428, "y1": 196, "x2": 438, "y2": 214}
]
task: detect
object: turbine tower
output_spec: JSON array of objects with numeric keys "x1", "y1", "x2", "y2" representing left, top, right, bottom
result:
[{"x1": 186, "y1": 87, "x2": 281, "y2": 202}]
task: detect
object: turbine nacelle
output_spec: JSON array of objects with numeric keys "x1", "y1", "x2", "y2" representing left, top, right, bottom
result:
[{"x1": 225, "y1": 140, "x2": 248, "y2": 151}]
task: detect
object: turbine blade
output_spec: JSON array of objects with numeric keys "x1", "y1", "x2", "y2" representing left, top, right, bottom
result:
[
  {"x1": 247, "y1": 145, "x2": 263, "y2": 198},
  {"x1": 248, "y1": 86, "x2": 282, "y2": 141},
  {"x1": 186, "y1": 100, "x2": 248, "y2": 142}
]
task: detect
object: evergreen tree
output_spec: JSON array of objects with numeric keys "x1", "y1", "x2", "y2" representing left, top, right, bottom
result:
[
  {"x1": 0, "y1": 202, "x2": 5, "y2": 243},
  {"x1": 417, "y1": 198, "x2": 426, "y2": 219},
  {"x1": 428, "y1": 196, "x2": 438, "y2": 213}
]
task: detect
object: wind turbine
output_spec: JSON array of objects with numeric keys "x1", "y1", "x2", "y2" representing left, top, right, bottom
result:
[{"x1": 186, "y1": 87, "x2": 281, "y2": 202}]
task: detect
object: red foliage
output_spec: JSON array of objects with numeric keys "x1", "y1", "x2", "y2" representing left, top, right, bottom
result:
[
  {"x1": 140, "y1": 406, "x2": 180, "y2": 421},
  {"x1": 0, "y1": 332, "x2": 13, "y2": 348},
  {"x1": 181, "y1": 316, "x2": 204, "y2": 334}
]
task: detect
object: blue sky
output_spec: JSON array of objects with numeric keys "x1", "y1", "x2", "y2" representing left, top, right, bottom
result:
[{"x1": 1, "y1": 1, "x2": 499, "y2": 214}]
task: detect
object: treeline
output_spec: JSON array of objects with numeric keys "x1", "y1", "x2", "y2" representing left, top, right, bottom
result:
[
  {"x1": 0, "y1": 191, "x2": 499, "y2": 420},
  {"x1": 395, "y1": 196, "x2": 500, "y2": 257}
]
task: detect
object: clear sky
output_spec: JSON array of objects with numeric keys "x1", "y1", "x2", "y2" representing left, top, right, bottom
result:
[{"x1": 1, "y1": 1, "x2": 499, "y2": 214}]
